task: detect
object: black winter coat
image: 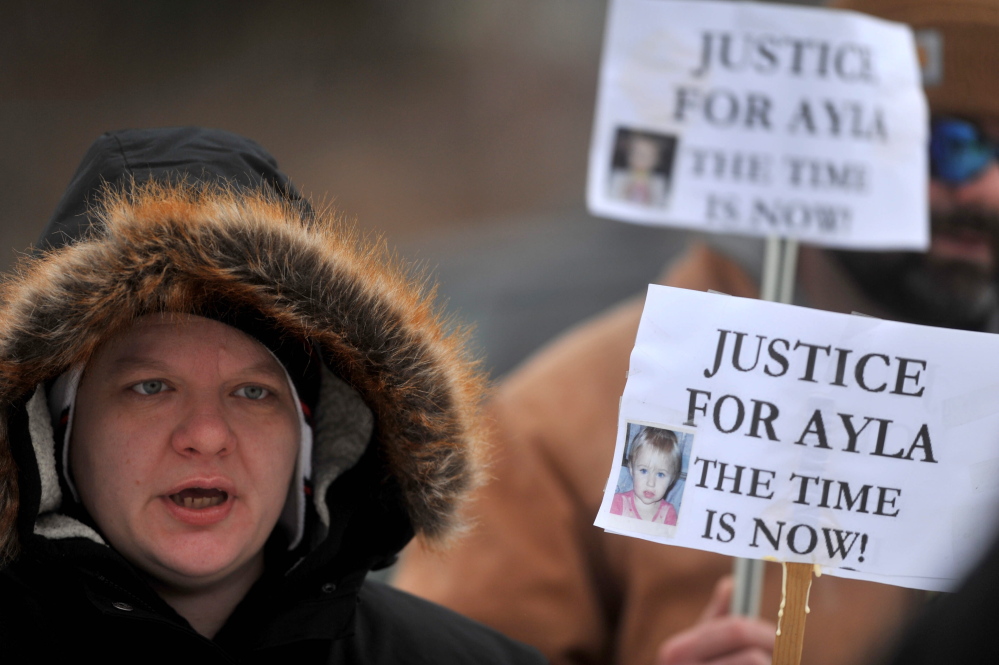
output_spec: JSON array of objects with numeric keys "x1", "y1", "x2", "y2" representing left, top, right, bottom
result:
[
  {"x1": 0, "y1": 128, "x2": 545, "y2": 664},
  {"x1": 2, "y1": 537, "x2": 538, "y2": 663}
]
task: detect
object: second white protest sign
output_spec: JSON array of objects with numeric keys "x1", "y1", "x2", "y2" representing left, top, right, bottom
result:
[{"x1": 587, "y1": 0, "x2": 927, "y2": 249}]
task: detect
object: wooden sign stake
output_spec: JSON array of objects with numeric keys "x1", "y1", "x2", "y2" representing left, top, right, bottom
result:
[{"x1": 772, "y1": 562, "x2": 817, "y2": 665}]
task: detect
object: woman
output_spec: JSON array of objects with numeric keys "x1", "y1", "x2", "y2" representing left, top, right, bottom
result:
[{"x1": 0, "y1": 127, "x2": 544, "y2": 663}]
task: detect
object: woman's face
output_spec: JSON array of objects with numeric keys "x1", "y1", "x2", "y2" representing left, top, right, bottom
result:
[
  {"x1": 630, "y1": 445, "x2": 673, "y2": 506},
  {"x1": 70, "y1": 314, "x2": 300, "y2": 594}
]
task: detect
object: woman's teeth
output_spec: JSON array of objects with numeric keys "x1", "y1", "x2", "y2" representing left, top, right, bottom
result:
[
  {"x1": 178, "y1": 496, "x2": 224, "y2": 509},
  {"x1": 170, "y1": 489, "x2": 228, "y2": 509}
]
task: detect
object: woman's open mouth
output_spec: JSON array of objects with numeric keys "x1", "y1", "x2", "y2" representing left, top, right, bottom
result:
[
  {"x1": 169, "y1": 488, "x2": 229, "y2": 509},
  {"x1": 163, "y1": 485, "x2": 234, "y2": 526}
]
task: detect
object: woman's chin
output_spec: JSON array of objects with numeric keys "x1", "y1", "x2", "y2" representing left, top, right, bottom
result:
[{"x1": 135, "y1": 534, "x2": 265, "y2": 591}]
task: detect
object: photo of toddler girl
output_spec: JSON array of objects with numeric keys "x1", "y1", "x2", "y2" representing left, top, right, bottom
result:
[
  {"x1": 607, "y1": 127, "x2": 676, "y2": 208},
  {"x1": 611, "y1": 424, "x2": 684, "y2": 524}
]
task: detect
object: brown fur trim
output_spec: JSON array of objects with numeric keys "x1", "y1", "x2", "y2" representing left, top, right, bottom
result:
[{"x1": 0, "y1": 181, "x2": 488, "y2": 560}]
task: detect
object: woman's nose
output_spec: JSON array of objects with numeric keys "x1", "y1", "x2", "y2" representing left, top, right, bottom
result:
[{"x1": 171, "y1": 400, "x2": 236, "y2": 457}]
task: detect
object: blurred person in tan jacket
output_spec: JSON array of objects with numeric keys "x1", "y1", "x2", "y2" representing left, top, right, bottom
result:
[{"x1": 397, "y1": 1, "x2": 999, "y2": 663}]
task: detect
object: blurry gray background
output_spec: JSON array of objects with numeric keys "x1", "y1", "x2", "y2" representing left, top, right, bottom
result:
[{"x1": 2, "y1": 0, "x2": 813, "y2": 378}]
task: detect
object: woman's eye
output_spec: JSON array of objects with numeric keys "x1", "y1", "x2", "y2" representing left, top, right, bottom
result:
[
  {"x1": 131, "y1": 380, "x2": 167, "y2": 395},
  {"x1": 235, "y1": 385, "x2": 270, "y2": 400}
]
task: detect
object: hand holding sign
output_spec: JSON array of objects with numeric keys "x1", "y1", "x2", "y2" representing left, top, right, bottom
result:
[
  {"x1": 657, "y1": 576, "x2": 776, "y2": 665},
  {"x1": 595, "y1": 286, "x2": 999, "y2": 663}
]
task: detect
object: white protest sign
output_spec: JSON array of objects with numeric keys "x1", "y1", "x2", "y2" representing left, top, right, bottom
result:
[
  {"x1": 587, "y1": 0, "x2": 928, "y2": 250},
  {"x1": 594, "y1": 286, "x2": 999, "y2": 591}
]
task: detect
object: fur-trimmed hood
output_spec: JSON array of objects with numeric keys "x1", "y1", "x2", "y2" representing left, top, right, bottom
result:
[{"x1": 0, "y1": 128, "x2": 487, "y2": 572}]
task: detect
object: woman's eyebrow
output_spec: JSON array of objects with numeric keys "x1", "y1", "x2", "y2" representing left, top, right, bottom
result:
[
  {"x1": 239, "y1": 361, "x2": 288, "y2": 382},
  {"x1": 106, "y1": 356, "x2": 172, "y2": 374}
]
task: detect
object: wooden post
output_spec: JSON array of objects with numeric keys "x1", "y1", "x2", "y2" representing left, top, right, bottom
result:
[{"x1": 772, "y1": 562, "x2": 816, "y2": 665}]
